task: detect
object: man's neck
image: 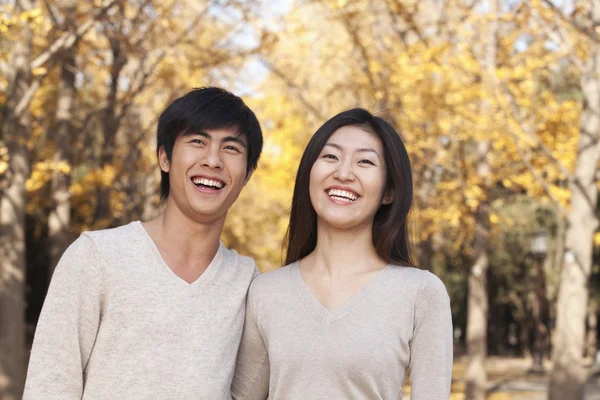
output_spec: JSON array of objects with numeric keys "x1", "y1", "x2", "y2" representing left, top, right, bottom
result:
[{"x1": 143, "y1": 200, "x2": 226, "y2": 279}]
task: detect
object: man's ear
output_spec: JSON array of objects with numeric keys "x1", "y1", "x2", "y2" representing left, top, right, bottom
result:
[
  {"x1": 382, "y1": 189, "x2": 394, "y2": 205},
  {"x1": 243, "y1": 170, "x2": 254, "y2": 186},
  {"x1": 158, "y1": 146, "x2": 170, "y2": 173}
]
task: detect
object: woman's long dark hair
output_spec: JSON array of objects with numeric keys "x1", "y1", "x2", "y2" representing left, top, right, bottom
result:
[{"x1": 284, "y1": 108, "x2": 414, "y2": 267}]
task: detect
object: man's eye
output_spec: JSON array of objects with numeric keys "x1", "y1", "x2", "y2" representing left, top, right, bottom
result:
[
  {"x1": 190, "y1": 139, "x2": 205, "y2": 145},
  {"x1": 225, "y1": 146, "x2": 241, "y2": 153}
]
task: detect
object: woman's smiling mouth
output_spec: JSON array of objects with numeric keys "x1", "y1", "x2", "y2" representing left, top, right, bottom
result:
[{"x1": 326, "y1": 187, "x2": 358, "y2": 203}]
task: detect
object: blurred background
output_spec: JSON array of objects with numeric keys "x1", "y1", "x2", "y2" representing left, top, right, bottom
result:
[{"x1": 1, "y1": 0, "x2": 599, "y2": 399}]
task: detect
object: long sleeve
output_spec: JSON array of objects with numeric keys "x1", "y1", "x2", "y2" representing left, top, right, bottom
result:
[
  {"x1": 231, "y1": 282, "x2": 269, "y2": 400},
  {"x1": 408, "y1": 272, "x2": 453, "y2": 400},
  {"x1": 23, "y1": 234, "x2": 103, "y2": 400}
]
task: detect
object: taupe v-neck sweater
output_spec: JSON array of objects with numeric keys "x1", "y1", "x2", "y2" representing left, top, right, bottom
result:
[
  {"x1": 231, "y1": 262, "x2": 453, "y2": 400},
  {"x1": 24, "y1": 221, "x2": 258, "y2": 400}
]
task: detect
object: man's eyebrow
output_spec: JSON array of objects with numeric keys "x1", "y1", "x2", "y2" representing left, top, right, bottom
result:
[
  {"x1": 186, "y1": 131, "x2": 247, "y2": 149},
  {"x1": 324, "y1": 142, "x2": 380, "y2": 157},
  {"x1": 222, "y1": 135, "x2": 247, "y2": 149},
  {"x1": 185, "y1": 131, "x2": 212, "y2": 139}
]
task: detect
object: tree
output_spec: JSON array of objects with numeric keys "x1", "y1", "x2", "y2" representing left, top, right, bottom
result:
[
  {"x1": 48, "y1": 0, "x2": 78, "y2": 276},
  {"x1": 0, "y1": 2, "x2": 118, "y2": 396},
  {"x1": 466, "y1": 1, "x2": 498, "y2": 398},
  {"x1": 0, "y1": 2, "x2": 35, "y2": 397},
  {"x1": 546, "y1": 0, "x2": 600, "y2": 397}
]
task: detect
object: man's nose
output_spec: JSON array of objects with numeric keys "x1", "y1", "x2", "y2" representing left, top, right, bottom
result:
[{"x1": 201, "y1": 145, "x2": 223, "y2": 169}]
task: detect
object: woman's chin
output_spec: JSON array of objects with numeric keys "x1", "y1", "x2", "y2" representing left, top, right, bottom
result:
[{"x1": 318, "y1": 216, "x2": 372, "y2": 232}]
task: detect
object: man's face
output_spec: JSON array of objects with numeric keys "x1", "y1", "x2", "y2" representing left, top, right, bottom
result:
[{"x1": 159, "y1": 128, "x2": 251, "y2": 224}]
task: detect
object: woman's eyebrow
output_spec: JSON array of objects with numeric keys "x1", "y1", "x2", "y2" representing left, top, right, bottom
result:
[{"x1": 324, "y1": 142, "x2": 380, "y2": 158}]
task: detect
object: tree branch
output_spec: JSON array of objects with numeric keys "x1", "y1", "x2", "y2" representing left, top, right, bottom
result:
[
  {"x1": 42, "y1": 0, "x2": 60, "y2": 28},
  {"x1": 31, "y1": 0, "x2": 119, "y2": 69},
  {"x1": 491, "y1": 78, "x2": 591, "y2": 221},
  {"x1": 541, "y1": 0, "x2": 600, "y2": 44},
  {"x1": 260, "y1": 60, "x2": 326, "y2": 122},
  {"x1": 0, "y1": 60, "x2": 12, "y2": 79}
]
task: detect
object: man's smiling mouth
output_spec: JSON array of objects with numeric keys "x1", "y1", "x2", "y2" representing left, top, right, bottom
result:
[{"x1": 191, "y1": 177, "x2": 225, "y2": 190}]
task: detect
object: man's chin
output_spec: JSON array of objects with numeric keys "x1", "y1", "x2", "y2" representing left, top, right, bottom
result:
[{"x1": 183, "y1": 204, "x2": 228, "y2": 224}]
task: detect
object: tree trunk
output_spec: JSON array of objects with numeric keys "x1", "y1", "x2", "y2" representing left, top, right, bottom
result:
[
  {"x1": 48, "y1": 46, "x2": 76, "y2": 276},
  {"x1": 466, "y1": 197, "x2": 490, "y2": 400},
  {"x1": 94, "y1": 35, "x2": 126, "y2": 227},
  {"x1": 0, "y1": 1, "x2": 34, "y2": 398},
  {"x1": 466, "y1": 1, "x2": 497, "y2": 398},
  {"x1": 585, "y1": 297, "x2": 598, "y2": 365},
  {"x1": 549, "y1": 2, "x2": 600, "y2": 396}
]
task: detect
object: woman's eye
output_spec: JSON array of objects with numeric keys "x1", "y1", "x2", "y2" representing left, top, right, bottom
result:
[
  {"x1": 359, "y1": 159, "x2": 375, "y2": 165},
  {"x1": 322, "y1": 154, "x2": 338, "y2": 160}
]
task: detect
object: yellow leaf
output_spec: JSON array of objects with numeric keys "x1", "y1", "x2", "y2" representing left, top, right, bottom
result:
[
  {"x1": 594, "y1": 232, "x2": 600, "y2": 247},
  {"x1": 32, "y1": 67, "x2": 46, "y2": 76}
]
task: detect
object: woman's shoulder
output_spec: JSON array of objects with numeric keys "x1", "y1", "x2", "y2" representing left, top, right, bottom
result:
[
  {"x1": 249, "y1": 262, "x2": 297, "y2": 296},
  {"x1": 384, "y1": 265, "x2": 448, "y2": 295}
]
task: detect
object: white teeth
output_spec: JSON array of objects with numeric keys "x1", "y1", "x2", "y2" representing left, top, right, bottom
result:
[
  {"x1": 192, "y1": 178, "x2": 224, "y2": 189},
  {"x1": 327, "y1": 189, "x2": 357, "y2": 201}
]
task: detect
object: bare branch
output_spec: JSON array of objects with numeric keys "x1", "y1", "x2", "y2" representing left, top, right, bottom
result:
[
  {"x1": 15, "y1": 76, "x2": 43, "y2": 117},
  {"x1": 0, "y1": 60, "x2": 12, "y2": 79},
  {"x1": 388, "y1": 0, "x2": 429, "y2": 46},
  {"x1": 42, "y1": 0, "x2": 60, "y2": 28},
  {"x1": 260, "y1": 60, "x2": 326, "y2": 121},
  {"x1": 541, "y1": 0, "x2": 600, "y2": 44},
  {"x1": 31, "y1": 0, "x2": 119, "y2": 69},
  {"x1": 533, "y1": 8, "x2": 585, "y2": 72}
]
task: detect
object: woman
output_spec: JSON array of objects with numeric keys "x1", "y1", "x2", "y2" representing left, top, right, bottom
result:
[{"x1": 232, "y1": 109, "x2": 452, "y2": 399}]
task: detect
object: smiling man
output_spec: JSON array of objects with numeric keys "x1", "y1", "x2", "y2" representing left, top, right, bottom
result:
[{"x1": 23, "y1": 87, "x2": 263, "y2": 400}]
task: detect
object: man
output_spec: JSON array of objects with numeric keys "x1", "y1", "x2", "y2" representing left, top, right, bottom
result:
[{"x1": 23, "y1": 87, "x2": 263, "y2": 399}]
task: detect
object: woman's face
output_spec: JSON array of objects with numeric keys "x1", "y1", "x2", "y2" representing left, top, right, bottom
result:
[{"x1": 309, "y1": 125, "x2": 390, "y2": 231}]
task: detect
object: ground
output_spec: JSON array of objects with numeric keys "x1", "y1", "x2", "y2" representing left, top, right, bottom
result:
[{"x1": 403, "y1": 356, "x2": 600, "y2": 399}]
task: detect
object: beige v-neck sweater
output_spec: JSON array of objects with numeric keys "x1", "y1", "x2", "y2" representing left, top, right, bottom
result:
[
  {"x1": 231, "y1": 262, "x2": 453, "y2": 400},
  {"x1": 24, "y1": 221, "x2": 258, "y2": 400}
]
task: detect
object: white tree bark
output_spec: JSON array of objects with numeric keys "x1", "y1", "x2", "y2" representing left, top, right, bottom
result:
[
  {"x1": 466, "y1": 1, "x2": 497, "y2": 399},
  {"x1": 549, "y1": 3, "x2": 600, "y2": 394},
  {"x1": 48, "y1": 38, "x2": 76, "y2": 276},
  {"x1": 0, "y1": 1, "x2": 34, "y2": 398}
]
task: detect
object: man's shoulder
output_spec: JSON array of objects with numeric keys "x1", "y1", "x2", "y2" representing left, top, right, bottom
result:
[
  {"x1": 81, "y1": 221, "x2": 142, "y2": 249},
  {"x1": 219, "y1": 244, "x2": 259, "y2": 275}
]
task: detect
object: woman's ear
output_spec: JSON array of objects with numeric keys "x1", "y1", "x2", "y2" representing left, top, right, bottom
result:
[
  {"x1": 382, "y1": 189, "x2": 394, "y2": 205},
  {"x1": 158, "y1": 146, "x2": 170, "y2": 173}
]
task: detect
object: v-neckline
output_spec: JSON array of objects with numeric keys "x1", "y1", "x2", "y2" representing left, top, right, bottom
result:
[
  {"x1": 290, "y1": 261, "x2": 390, "y2": 323},
  {"x1": 136, "y1": 221, "x2": 224, "y2": 293}
]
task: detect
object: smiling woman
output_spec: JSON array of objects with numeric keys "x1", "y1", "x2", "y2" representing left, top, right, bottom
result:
[
  {"x1": 231, "y1": 108, "x2": 453, "y2": 400},
  {"x1": 286, "y1": 108, "x2": 413, "y2": 266},
  {"x1": 308, "y1": 125, "x2": 391, "y2": 233}
]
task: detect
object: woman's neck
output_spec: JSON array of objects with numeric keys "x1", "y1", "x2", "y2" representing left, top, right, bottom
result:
[{"x1": 302, "y1": 221, "x2": 386, "y2": 279}]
